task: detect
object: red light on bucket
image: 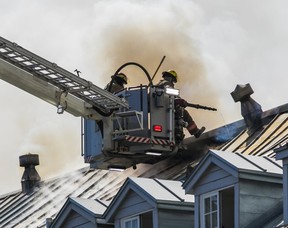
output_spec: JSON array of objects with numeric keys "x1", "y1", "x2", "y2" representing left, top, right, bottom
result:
[{"x1": 153, "y1": 125, "x2": 162, "y2": 132}]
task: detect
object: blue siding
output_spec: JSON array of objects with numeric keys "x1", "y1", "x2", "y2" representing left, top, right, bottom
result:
[
  {"x1": 239, "y1": 179, "x2": 282, "y2": 227},
  {"x1": 115, "y1": 190, "x2": 152, "y2": 219},
  {"x1": 158, "y1": 209, "x2": 194, "y2": 228},
  {"x1": 61, "y1": 210, "x2": 95, "y2": 228},
  {"x1": 194, "y1": 164, "x2": 237, "y2": 195}
]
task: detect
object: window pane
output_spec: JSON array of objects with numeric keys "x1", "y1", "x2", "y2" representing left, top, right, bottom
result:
[
  {"x1": 125, "y1": 221, "x2": 131, "y2": 228},
  {"x1": 211, "y1": 195, "x2": 218, "y2": 211},
  {"x1": 212, "y1": 211, "x2": 218, "y2": 228},
  {"x1": 132, "y1": 219, "x2": 138, "y2": 228},
  {"x1": 123, "y1": 218, "x2": 139, "y2": 228},
  {"x1": 205, "y1": 197, "x2": 210, "y2": 213},
  {"x1": 205, "y1": 214, "x2": 210, "y2": 228}
]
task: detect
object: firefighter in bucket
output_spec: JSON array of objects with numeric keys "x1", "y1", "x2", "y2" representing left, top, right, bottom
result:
[{"x1": 157, "y1": 70, "x2": 206, "y2": 140}]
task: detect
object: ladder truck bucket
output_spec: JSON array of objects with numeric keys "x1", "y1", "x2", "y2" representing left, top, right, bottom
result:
[{"x1": 83, "y1": 85, "x2": 178, "y2": 170}]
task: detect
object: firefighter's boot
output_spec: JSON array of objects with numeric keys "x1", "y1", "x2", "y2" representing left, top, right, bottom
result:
[
  {"x1": 187, "y1": 122, "x2": 205, "y2": 138},
  {"x1": 194, "y1": 126, "x2": 206, "y2": 138}
]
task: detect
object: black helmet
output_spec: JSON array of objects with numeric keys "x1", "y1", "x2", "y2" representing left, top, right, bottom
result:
[{"x1": 114, "y1": 73, "x2": 127, "y2": 84}]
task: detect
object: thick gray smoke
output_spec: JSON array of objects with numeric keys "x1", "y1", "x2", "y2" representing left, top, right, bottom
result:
[{"x1": 1, "y1": 0, "x2": 288, "y2": 194}]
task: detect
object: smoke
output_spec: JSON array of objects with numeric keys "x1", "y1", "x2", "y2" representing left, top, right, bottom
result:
[
  {"x1": 17, "y1": 114, "x2": 82, "y2": 179},
  {"x1": 1, "y1": 0, "x2": 288, "y2": 194},
  {"x1": 85, "y1": 0, "x2": 223, "y2": 132}
]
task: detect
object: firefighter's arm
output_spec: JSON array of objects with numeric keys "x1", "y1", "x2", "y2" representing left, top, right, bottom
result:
[{"x1": 174, "y1": 98, "x2": 188, "y2": 107}]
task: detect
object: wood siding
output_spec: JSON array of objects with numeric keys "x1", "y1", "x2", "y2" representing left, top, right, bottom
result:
[
  {"x1": 158, "y1": 209, "x2": 194, "y2": 228},
  {"x1": 239, "y1": 179, "x2": 282, "y2": 227},
  {"x1": 194, "y1": 164, "x2": 237, "y2": 195},
  {"x1": 115, "y1": 190, "x2": 153, "y2": 220},
  {"x1": 61, "y1": 210, "x2": 95, "y2": 228}
]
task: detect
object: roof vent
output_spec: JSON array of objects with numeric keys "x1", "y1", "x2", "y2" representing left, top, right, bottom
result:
[
  {"x1": 19, "y1": 154, "x2": 41, "y2": 194},
  {"x1": 231, "y1": 84, "x2": 263, "y2": 133}
]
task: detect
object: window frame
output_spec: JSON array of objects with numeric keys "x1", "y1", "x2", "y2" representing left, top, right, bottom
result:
[
  {"x1": 121, "y1": 215, "x2": 140, "y2": 228},
  {"x1": 200, "y1": 191, "x2": 220, "y2": 228}
]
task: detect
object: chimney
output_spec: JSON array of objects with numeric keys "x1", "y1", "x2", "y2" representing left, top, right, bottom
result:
[
  {"x1": 275, "y1": 144, "x2": 288, "y2": 226},
  {"x1": 231, "y1": 83, "x2": 263, "y2": 133},
  {"x1": 19, "y1": 154, "x2": 41, "y2": 194}
]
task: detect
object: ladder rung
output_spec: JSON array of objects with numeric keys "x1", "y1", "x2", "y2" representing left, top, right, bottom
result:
[{"x1": 115, "y1": 110, "x2": 142, "y2": 117}]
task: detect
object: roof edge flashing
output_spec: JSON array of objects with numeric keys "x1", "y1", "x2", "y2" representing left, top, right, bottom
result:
[{"x1": 238, "y1": 169, "x2": 283, "y2": 183}]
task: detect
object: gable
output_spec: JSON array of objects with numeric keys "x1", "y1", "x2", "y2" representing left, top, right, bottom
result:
[
  {"x1": 184, "y1": 150, "x2": 283, "y2": 195},
  {"x1": 50, "y1": 197, "x2": 110, "y2": 228},
  {"x1": 183, "y1": 151, "x2": 239, "y2": 194},
  {"x1": 51, "y1": 208, "x2": 97, "y2": 228},
  {"x1": 114, "y1": 190, "x2": 153, "y2": 220},
  {"x1": 61, "y1": 210, "x2": 95, "y2": 228},
  {"x1": 193, "y1": 163, "x2": 237, "y2": 195}
]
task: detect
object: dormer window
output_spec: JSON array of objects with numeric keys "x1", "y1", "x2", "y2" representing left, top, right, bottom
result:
[
  {"x1": 122, "y1": 216, "x2": 140, "y2": 228},
  {"x1": 200, "y1": 187, "x2": 234, "y2": 228},
  {"x1": 120, "y1": 211, "x2": 153, "y2": 228},
  {"x1": 183, "y1": 150, "x2": 283, "y2": 228}
]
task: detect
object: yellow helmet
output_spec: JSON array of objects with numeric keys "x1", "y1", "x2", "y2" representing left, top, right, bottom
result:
[
  {"x1": 162, "y1": 69, "x2": 178, "y2": 83},
  {"x1": 115, "y1": 73, "x2": 128, "y2": 84}
]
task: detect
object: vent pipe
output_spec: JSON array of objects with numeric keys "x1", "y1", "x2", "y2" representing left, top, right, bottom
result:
[
  {"x1": 231, "y1": 84, "x2": 263, "y2": 133},
  {"x1": 19, "y1": 154, "x2": 41, "y2": 194},
  {"x1": 275, "y1": 144, "x2": 288, "y2": 226}
]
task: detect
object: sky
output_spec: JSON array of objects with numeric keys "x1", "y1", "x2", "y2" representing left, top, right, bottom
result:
[{"x1": 1, "y1": 0, "x2": 288, "y2": 195}]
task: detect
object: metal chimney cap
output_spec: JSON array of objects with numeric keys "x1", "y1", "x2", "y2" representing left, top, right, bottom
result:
[
  {"x1": 19, "y1": 154, "x2": 39, "y2": 167},
  {"x1": 231, "y1": 83, "x2": 254, "y2": 102}
]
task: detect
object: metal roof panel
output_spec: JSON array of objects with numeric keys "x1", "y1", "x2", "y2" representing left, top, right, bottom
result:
[
  {"x1": 130, "y1": 178, "x2": 182, "y2": 202},
  {"x1": 211, "y1": 150, "x2": 282, "y2": 174},
  {"x1": 70, "y1": 197, "x2": 109, "y2": 215},
  {"x1": 221, "y1": 113, "x2": 288, "y2": 158}
]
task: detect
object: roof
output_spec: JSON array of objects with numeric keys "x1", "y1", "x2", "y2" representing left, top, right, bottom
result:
[
  {"x1": 210, "y1": 149, "x2": 282, "y2": 174},
  {"x1": 1, "y1": 103, "x2": 288, "y2": 227},
  {"x1": 183, "y1": 150, "x2": 283, "y2": 194},
  {"x1": 69, "y1": 197, "x2": 109, "y2": 216},
  {"x1": 0, "y1": 159, "x2": 197, "y2": 227},
  {"x1": 104, "y1": 177, "x2": 194, "y2": 222},
  {"x1": 220, "y1": 106, "x2": 288, "y2": 157},
  {"x1": 130, "y1": 177, "x2": 194, "y2": 202}
]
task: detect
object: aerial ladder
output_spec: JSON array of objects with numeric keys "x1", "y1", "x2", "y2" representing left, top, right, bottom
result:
[
  {"x1": 0, "y1": 36, "x2": 183, "y2": 170},
  {"x1": 0, "y1": 36, "x2": 129, "y2": 118}
]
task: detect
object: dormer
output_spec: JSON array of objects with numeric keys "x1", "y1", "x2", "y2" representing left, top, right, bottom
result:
[
  {"x1": 47, "y1": 197, "x2": 112, "y2": 228},
  {"x1": 104, "y1": 177, "x2": 194, "y2": 228},
  {"x1": 183, "y1": 150, "x2": 283, "y2": 228}
]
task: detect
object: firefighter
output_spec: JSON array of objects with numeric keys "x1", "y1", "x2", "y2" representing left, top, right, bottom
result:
[
  {"x1": 105, "y1": 73, "x2": 128, "y2": 93},
  {"x1": 157, "y1": 70, "x2": 205, "y2": 138}
]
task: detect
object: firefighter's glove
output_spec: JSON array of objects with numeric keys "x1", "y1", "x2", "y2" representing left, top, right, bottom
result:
[{"x1": 175, "y1": 98, "x2": 188, "y2": 108}]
